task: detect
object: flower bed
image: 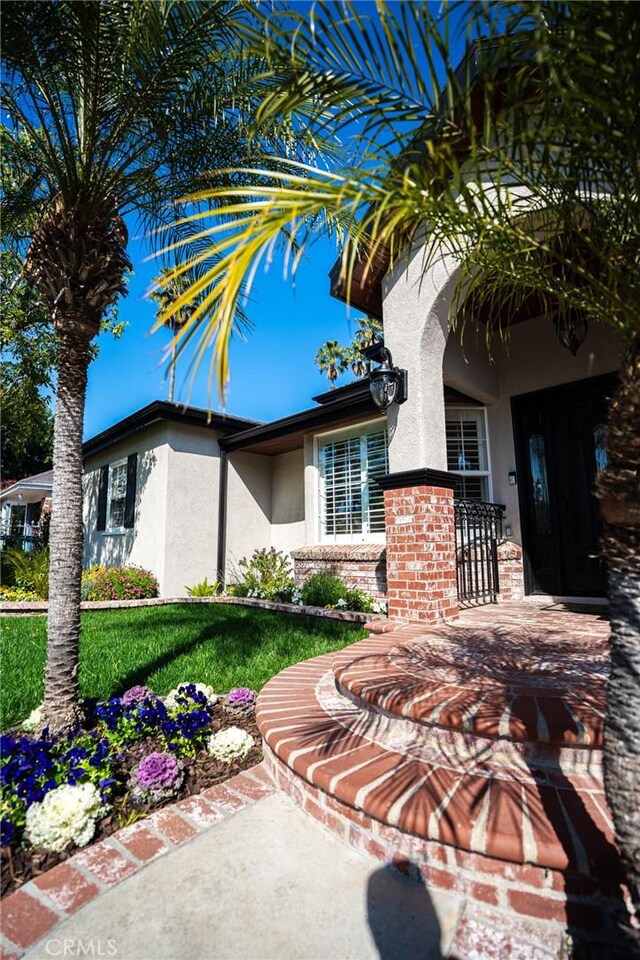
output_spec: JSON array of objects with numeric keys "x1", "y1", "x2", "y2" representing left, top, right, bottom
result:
[{"x1": 0, "y1": 684, "x2": 261, "y2": 898}]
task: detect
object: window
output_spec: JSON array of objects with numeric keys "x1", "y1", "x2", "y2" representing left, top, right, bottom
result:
[
  {"x1": 96, "y1": 454, "x2": 137, "y2": 533},
  {"x1": 107, "y1": 459, "x2": 128, "y2": 531},
  {"x1": 318, "y1": 424, "x2": 388, "y2": 542},
  {"x1": 446, "y1": 408, "x2": 491, "y2": 501}
]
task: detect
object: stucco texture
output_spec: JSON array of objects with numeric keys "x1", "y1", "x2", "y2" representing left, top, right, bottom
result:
[{"x1": 83, "y1": 422, "x2": 223, "y2": 597}]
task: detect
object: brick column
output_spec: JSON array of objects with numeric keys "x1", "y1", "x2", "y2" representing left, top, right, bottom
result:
[
  {"x1": 496, "y1": 539, "x2": 525, "y2": 602},
  {"x1": 377, "y1": 469, "x2": 459, "y2": 623}
]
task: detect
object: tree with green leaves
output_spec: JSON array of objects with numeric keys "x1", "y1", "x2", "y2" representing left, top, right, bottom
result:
[
  {"x1": 164, "y1": 0, "x2": 640, "y2": 908},
  {"x1": 0, "y1": 0, "x2": 317, "y2": 735},
  {"x1": 315, "y1": 339, "x2": 350, "y2": 389},
  {"x1": 1, "y1": 250, "x2": 56, "y2": 481}
]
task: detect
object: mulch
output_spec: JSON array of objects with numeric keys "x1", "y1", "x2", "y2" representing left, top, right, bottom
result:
[{"x1": 1, "y1": 707, "x2": 262, "y2": 899}]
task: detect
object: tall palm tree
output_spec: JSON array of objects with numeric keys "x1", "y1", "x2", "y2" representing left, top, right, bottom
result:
[
  {"x1": 0, "y1": 0, "x2": 316, "y2": 735},
  {"x1": 349, "y1": 316, "x2": 383, "y2": 377},
  {"x1": 149, "y1": 268, "x2": 196, "y2": 403},
  {"x1": 164, "y1": 0, "x2": 640, "y2": 903},
  {"x1": 315, "y1": 340, "x2": 350, "y2": 389}
]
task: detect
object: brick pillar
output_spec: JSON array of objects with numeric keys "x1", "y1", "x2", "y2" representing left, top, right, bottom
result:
[
  {"x1": 378, "y1": 469, "x2": 459, "y2": 623},
  {"x1": 496, "y1": 539, "x2": 525, "y2": 602}
]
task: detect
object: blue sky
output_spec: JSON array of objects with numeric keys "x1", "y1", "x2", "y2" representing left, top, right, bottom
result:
[{"x1": 84, "y1": 231, "x2": 358, "y2": 438}]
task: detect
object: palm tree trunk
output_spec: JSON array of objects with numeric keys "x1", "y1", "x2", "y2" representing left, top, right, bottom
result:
[
  {"x1": 598, "y1": 336, "x2": 640, "y2": 910},
  {"x1": 42, "y1": 322, "x2": 93, "y2": 735},
  {"x1": 169, "y1": 339, "x2": 176, "y2": 403}
]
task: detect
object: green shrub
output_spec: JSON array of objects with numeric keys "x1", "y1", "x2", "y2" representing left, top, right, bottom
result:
[
  {"x1": 229, "y1": 548, "x2": 295, "y2": 602},
  {"x1": 301, "y1": 573, "x2": 348, "y2": 608},
  {"x1": 81, "y1": 566, "x2": 158, "y2": 601},
  {"x1": 0, "y1": 586, "x2": 41, "y2": 602},
  {"x1": 2, "y1": 548, "x2": 49, "y2": 599},
  {"x1": 344, "y1": 588, "x2": 376, "y2": 613},
  {"x1": 185, "y1": 577, "x2": 222, "y2": 597}
]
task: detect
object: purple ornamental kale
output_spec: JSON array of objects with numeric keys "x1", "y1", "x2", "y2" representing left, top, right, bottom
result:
[
  {"x1": 227, "y1": 687, "x2": 256, "y2": 707},
  {"x1": 134, "y1": 752, "x2": 182, "y2": 790},
  {"x1": 224, "y1": 688, "x2": 257, "y2": 713},
  {"x1": 121, "y1": 685, "x2": 154, "y2": 706}
]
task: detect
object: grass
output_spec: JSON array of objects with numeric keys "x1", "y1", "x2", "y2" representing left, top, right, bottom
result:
[{"x1": 0, "y1": 603, "x2": 367, "y2": 731}]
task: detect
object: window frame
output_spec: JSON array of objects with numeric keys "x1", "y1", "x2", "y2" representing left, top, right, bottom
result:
[
  {"x1": 315, "y1": 418, "x2": 388, "y2": 544},
  {"x1": 105, "y1": 457, "x2": 128, "y2": 534},
  {"x1": 445, "y1": 406, "x2": 493, "y2": 502}
]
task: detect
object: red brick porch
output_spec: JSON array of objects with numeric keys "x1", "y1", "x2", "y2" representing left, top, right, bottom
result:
[{"x1": 257, "y1": 601, "x2": 635, "y2": 956}]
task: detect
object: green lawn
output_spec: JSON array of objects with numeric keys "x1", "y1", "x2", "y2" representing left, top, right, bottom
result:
[{"x1": 0, "y1": 604, "x2": 366, "y2": 731}]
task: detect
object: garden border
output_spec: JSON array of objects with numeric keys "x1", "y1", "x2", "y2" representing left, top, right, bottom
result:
[
  {"x1": 0, "y1": 763, "x2": 275, "y2": 958},
  {"x1": 0, "y1": 595, "x2": 385, "y2": 626}
]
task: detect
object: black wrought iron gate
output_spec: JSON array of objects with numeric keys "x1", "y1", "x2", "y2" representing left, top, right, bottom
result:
[{"x1": 454, "y1": 500, "x2": 505, "y2": 603}]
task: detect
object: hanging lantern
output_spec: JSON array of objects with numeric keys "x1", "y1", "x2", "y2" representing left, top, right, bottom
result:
[{"x1": 553, "y1": 307, "x2": 589, "y2": 355}]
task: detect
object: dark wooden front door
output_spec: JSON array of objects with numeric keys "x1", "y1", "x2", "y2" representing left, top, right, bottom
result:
[{"x1": 512, "y1": 375, "x2": 616, "y2": 597}]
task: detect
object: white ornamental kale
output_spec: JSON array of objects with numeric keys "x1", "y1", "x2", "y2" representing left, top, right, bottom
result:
[
  {"x1": 25, "y1": 783, "x2": 105, "y2": 852},
  {"x1": 164, "y1": 682, "x2": 219, "y2": 710},
  {"x1": 208, "y1": 726, "x2": 254, "y2": 762},
  {"x1": 21, "y1": 705, "x2": 43, "y2": 732}
]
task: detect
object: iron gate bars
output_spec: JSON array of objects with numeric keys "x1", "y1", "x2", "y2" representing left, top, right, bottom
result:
[{"x1": 454, "y1": 499, "x2": 505, "y2": 603}]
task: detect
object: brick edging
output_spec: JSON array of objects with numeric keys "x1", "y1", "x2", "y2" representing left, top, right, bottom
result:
[
  {"x1": 0, "y1": 595, "x2": 384, "y2": 626},
  {"x1": 0, "y1": 764, "x2": 275, "y2": 958}
]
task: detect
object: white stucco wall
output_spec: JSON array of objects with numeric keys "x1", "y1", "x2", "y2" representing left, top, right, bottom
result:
[
  {"x1": 162, "y1": 424, "x2": 221, "y2": 596},
  {"x1": 382, "y1": 242, "x2": 461, "y2": 472},
  {"x1": 84, "y1": 421, "x2": 224, "y2": 597},
  {"x1": 83, "y1": 424, "x2": 170, "y2": 587},
  {"x1": 225, "y1": 451, "x2": 272, "y2": 576},
  {"x1": 270, "y1": 449, "x2": 306, "y2": 554}
]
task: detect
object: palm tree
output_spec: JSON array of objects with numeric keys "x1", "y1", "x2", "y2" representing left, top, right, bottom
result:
[
  {"x1": 164, "y1": 0, "x2": 640, "y2": 903},
  {"x1": 315, "y1": 340, "x2": 350, "y2": 389},
  {"x1": 349, "y1": 316, "x2": 383, "y2": 377},
  {"x1": 1, "y1": 0, "x2": 315, "y2": 735},
  {"x1": 149, "y1": 268, "x2": 196, "y2": 403}
]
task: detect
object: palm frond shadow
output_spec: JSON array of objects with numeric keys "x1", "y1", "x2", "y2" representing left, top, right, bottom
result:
[{"x1": 290, "y1": 624, "x2": 635, "y2": 956}]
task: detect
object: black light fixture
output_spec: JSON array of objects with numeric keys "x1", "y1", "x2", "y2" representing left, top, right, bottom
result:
[
  {"x1": 363, "y1": 342, "x2": 408, "y2": 414},
  {"x1": 553, "y1": 306, "x2": 588, "y2": 355}
]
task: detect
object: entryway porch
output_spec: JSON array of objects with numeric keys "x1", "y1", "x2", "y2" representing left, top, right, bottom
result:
[{"x1": 257, "y1": 601, "x2": 633, "y2": 956}]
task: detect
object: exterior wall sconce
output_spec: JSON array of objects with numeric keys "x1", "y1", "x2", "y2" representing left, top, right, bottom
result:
[
  {"x1": 553, "y1": 307, "x2": 588, "y2": 355},
  {"x1": 363, "y1": 343, "x2": 408, "y2": 414}
]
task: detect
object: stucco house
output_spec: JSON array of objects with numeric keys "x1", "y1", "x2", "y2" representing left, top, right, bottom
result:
[
  {"x1": 0, "y1": 469, "x2": 53, "y2": 551},
  {"x1": 80, "y1": 286, "x2": 623, "y2": 610}
]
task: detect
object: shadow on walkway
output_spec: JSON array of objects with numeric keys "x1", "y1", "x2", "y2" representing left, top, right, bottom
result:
[{"x1": 367, "y1": 863, "x2": 456, "y2": 960}]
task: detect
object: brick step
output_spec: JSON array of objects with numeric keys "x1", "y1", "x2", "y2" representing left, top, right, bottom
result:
[
  {"x1": 256, "y1": 635, "x2": 619, "y2": 878},
  {"x1": 333, "y1": 623, "x2": 607, "y2": 748}
]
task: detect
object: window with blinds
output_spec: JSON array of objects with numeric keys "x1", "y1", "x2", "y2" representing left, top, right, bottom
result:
[
  {"x1": 445, "y1": 408, "x2": 491, "y2": 501},
  {"x1": 319, "y1": 427, "x2": 388, "y2": 541}
]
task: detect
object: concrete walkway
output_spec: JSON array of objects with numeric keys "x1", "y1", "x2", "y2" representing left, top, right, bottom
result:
[{"x1": 22, "y1": 793, "x2": 463, "y2": 960}]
